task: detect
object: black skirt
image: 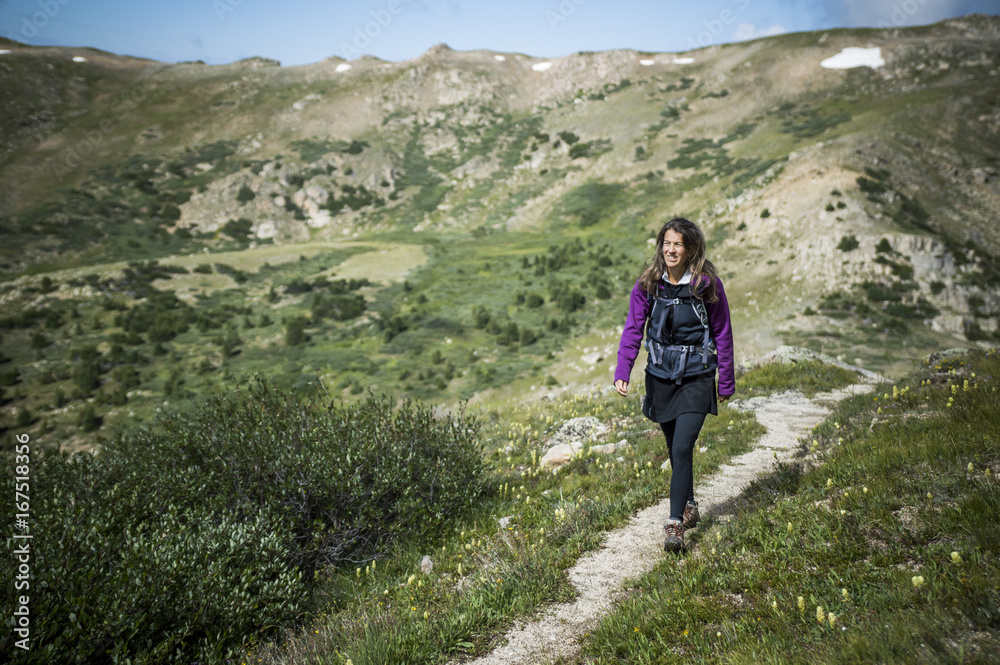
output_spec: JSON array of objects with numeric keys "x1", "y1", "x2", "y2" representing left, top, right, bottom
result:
[{"x1": 642, "y1": 370, "x2": 718, "y2": 423}]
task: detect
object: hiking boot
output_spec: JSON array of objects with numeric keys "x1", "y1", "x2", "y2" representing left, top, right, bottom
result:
[
  {"x1": 682, "y1": 501, "x2": 700, "y2": 529},
  {"x1": 663, "y1": 520, "x2": 686, "y2": 553}
]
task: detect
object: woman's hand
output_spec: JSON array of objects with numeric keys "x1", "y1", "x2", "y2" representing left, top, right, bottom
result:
[
  {"x1": 719, "y1": 393, "x2": 732, "y2": 404},
  {"x1": 614, "y1": 380, "x2": 629, "y2": 397}
]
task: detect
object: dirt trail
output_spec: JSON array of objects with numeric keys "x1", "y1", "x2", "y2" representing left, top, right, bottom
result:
[{"x1": 461, "y1": 381, "x2": 877, "y2": 665}]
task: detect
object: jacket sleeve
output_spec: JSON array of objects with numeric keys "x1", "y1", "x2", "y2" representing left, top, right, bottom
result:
[
  {"x1": 707, "y1": 277, "x2": 735, "y2": 396},
  {"x1": 615, "y1": 280, "x2": 651, "y2": 384}
]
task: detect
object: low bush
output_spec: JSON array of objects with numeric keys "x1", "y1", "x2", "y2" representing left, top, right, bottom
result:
[
  {"x1": 0, "y1": 379, "x2": 485, "y2": 664},
  {"x1": 837, "y1": 235, "x2": 860, "y2": 252}
]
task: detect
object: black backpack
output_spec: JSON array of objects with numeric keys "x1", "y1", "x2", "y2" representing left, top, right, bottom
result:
[{"x1": 644, "y1": 284, "x2": 717, "y2": 383}]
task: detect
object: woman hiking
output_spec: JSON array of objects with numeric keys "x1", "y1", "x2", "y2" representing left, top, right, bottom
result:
[{"x1": 614, "y1": 217, "x2": 735, "y2": 552}]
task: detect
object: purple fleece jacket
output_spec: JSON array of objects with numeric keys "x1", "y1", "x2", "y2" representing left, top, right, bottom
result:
[{"x1": 614, "y1": 276, "x2": 735, "y2": 396}]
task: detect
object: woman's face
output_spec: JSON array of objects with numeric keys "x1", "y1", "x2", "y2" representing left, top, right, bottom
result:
[{"x1": 662, "y1": 229, "x2": 688, "y2": 272}]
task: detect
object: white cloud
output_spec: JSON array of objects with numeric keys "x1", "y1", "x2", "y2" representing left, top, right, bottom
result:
[{"x1": 732, "y1": 23, "x2": 788, "y2": 41}]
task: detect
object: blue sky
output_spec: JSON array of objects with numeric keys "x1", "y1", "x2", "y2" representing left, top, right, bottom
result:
[{"x1": 1, "y1": 0, "x2": 996, "y2": 66}]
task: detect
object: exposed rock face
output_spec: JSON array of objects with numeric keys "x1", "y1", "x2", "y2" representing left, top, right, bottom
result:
[{"x1": 547, "y1": 416, "x2": 609, "y2": 447}]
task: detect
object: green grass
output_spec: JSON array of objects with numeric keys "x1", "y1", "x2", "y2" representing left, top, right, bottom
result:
[
  {"x1": 234, "y1": 358, "x2": 893, "y2": 663},
  {"x1": 735, "y1": 360, "x2": 859, "y2": 397},
  {"x1": 581, "y1": 349, "x2": 1000, "y2": 664}
]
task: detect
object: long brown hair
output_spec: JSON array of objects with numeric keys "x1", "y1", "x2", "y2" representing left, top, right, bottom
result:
[{"x1": 638, "y1": 217, "x2": 720, "y2": 303}]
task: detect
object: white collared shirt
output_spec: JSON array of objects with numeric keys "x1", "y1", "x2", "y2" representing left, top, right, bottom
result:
[{"x1": 663, "y1": 268, "x2": 693, "y2": 286}]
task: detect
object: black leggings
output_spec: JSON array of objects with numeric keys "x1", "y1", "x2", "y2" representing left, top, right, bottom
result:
[{"x1": 660, "y1": 412, "x2": 707, "y2": 522}]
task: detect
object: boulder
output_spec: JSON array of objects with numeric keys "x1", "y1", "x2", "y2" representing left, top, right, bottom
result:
[{"x1": 540, "y1": 441, "x2": 583, "y2": 470}]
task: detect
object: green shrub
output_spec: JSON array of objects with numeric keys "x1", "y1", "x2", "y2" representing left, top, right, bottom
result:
[
  {"x1": 76, "y1": 402, "x2": 100, "y2": 431},
  {"x1": 569, "y1": 139, "x2": 612, "y2": 160},
  {"x1": 285, "y1": 317, "x2": 308, "y2": 345},
  {"x1": 159, "y1": 203, "x2": 181, "y2": 221},
  {"x1": 0, "y1": 379, "x2": 484, "y2": 664},
  {"x1": 311, "y1": 293, "x2": 365, "y2": 321},
  {"x1": 863, "y1": 281, "x2": 901, "y2": 302},
  {"x1": 857, "y1": 176, "x2": 886, "y2": 195},
  {"x1": 837, "y1": 235, "x2": 859, "y2": 252},
  {"x1": 557, "y1": 130, "x2": 579, "y2": 145},
  {"x1": 236, "y1": 184, "x2": 256, "y2": 202},
  {"x1": 760, "y1": 208, "x2": 770, "y2": 218},
  {"x1": 222, "y1": 217, "x2": 253, "y2": 240},
  {"x1": 524, "y1": 293, "x2": 543, "y2": 308},
  {"x1": 875, "y1": 238, "x2": 893, "y2": 254}
]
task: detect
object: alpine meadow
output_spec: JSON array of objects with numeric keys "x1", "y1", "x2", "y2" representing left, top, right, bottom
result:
[{"x1": 1, "y1": 13, "x2": 999, "y2": 664}]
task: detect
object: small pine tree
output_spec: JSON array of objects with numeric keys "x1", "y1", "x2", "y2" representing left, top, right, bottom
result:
[
  {"x1": 16, "y1": 407, "x2": 33, "y2": 427},
  {"x1": 837, "y1": 235, "x2": 860, "y2": 252},
  {"x1": 77, "y1": 404, "x2": 100, "y2": 432},
  {"x1": 285, "y1": 317, "x2": 308, "y2": 346},
  {"x1": 236, "y1": 185, "x2": 256, "y2": 202}
]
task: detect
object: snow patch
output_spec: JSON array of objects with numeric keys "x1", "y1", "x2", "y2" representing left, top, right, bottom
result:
[
  {"x1": 0, "y1": 50, "x2": 11, "y2": 55},
  {"x1": 532, "y1": 61, "x2": 553, "y2": 72},
  {"x1": 639, "y1": 59, "x2": 655, "y2": 66},
  {"x1": 821, "y1": 47, "x2": 884, "y2": 70},
  {"x1": 672, "y1": 57, "x2": 695, "y2": 64},
  {"x1": 494, "y1": 54, "x2": 506, "y2": 61},
  {"x1": 335, "y1": 63, "x2": 351, "y2": 72},
  {"x1": 73, "y1": 56, "x2": 87, "y2": 62}
]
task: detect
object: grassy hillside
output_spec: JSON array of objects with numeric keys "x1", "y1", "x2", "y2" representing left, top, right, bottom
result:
[
  {"x1": 2, "y1": 355, "x2": 869, "y2": 663},
  {"x1": 583, "y1": 350, "x2": 1000, "y2": 664},
  {"x1": 259, "y1": 349, "x2": 997, "y2": 665},
  {"x1": 2, "y1": 17, "x2": 1000, "y2": 452},
  {"x1": 11, "y1": 347, "x2": 990, "y2": 664}
]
